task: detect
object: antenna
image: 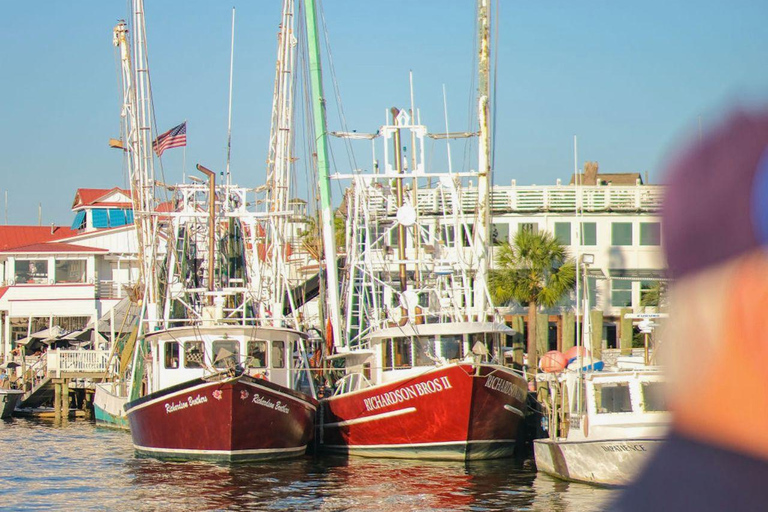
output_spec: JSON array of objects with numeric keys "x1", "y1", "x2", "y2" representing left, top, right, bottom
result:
[
  {"x1": 225, "y1": 7, "x2": 236, "y2": 186},
  {"x1": 442, "y1": 84, "x2": 453, "y2": 174}
]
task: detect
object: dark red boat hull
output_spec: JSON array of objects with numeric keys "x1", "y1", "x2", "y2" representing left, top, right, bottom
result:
[
  {"x1": 125, "y1": 374, "x2": 317, "y2": 461},
  {"x1": 318, "y1": 364, "x2": 528, "y2": 460}
]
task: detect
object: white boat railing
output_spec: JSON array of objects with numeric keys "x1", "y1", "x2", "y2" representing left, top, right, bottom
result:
[{"x1": 46, "y1": 349, "x2": 111, "y2": 377}]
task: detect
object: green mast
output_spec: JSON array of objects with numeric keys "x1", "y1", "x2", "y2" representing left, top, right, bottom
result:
[{"x1": 303, "y1": 0, "x2": 342, "y2": 348}]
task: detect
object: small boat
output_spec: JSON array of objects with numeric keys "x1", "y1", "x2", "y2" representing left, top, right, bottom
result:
[
  {"x1": 93, "y1": 381, "x2": 130, "y2": 429},
  {"x1": 533, "y1": 368, "x2": 670, "y2": 486},
  {"x1": 0, "y1": 389, "x2": 23, "y2": 419}
]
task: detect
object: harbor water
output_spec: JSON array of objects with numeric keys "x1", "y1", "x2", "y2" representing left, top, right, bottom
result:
[{"x1": 0, "y1": 418, "x2": 617, "y2": 511}]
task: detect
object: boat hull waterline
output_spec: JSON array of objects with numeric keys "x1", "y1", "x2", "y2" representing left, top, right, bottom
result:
[
  {"x1": 533, "y1": 437, "x2": 662, "y2": 486},
  {"x1": 93, "y1": 383, "x2": 130, "y2": 430},
  {"x1": 125, "y1": 374, "x2": 317, "y2": 461},
  {"x1": 319, "y1": 363, "x2": 528, "y2": 460},
  {"x1": 0, "y1": 389, "x2": 23, "y2": 419}
]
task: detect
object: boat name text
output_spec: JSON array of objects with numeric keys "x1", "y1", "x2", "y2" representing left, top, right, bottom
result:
[
  {"x1": 363, "y1": 377, "x2": 452, "y2": 412},
  {"x1": 252, "y1": 393, "x2": 290, "y2": 414},
  {"x1": 601, "y1": 444, "x2": 647, "y2": 453},
  {"x1": 484, "y1": 375, "x2": 526, "y2": 402},
  {"x1": 164, "y1": 394, "x2": 208, "y2": 414}
]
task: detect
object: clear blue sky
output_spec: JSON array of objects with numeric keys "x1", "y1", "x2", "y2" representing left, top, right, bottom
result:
[{"x1": 1, "y1": 1, "x2": 767, "y2": 226}]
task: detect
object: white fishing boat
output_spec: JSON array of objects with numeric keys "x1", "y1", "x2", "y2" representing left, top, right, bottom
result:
[{"x1": 533, "y1": 368, "x2": 669, "y2": 486}]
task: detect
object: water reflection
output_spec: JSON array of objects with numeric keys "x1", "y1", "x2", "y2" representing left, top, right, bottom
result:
[{"x1": 0, "y1": 419, "x2": 617, "y2": 511}]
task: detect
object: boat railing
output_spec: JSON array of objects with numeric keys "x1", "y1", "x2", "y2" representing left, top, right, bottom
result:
[
  {"x1": 46, "y1": 349, "x2": 111, "y2": 378},
  {"x1": 333, "y1": 372, "x2": 372, "y2": 396}
]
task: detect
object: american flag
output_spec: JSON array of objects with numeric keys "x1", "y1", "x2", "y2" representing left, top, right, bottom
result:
[{"x1": 152, "y1": 122, "x2": 187, "y2": 157}]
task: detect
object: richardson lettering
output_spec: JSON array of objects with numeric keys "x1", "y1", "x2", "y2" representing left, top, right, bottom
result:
[
  {"x1": 363, "y1": 377, "x2": 453, "y2": 412},
  {"x1": 601, "y1": 444, "x2": 647, "y2": 453},
  {"x1": 252, "y1": 393, "x2": 289, "y2": 414},
  {"x1": 484, "y1": 375, "x2": 526, "y2": 402},
  {"x1": 164, "y1": 394, "x2": 208, "y2": 414}
]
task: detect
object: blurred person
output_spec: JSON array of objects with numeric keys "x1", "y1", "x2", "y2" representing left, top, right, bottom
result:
[{"x1": 612, "y1": 108, "x2": 768, "y2": 510}]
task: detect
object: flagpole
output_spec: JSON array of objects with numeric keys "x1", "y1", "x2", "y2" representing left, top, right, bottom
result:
[
  {"x1": 225, "y1": 7, "x2": 235, "y2": 187},
  {"x1": 183, "y1": 120, "x2": 187, "y2": 183}
]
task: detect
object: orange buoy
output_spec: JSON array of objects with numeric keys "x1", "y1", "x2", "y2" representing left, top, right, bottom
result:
[
  {"x1": 564, "y1": 345, "x2": 590, "y2": 363},
  {"x1": 540, "y1": 350, "x2": 568, "y2": 373}
]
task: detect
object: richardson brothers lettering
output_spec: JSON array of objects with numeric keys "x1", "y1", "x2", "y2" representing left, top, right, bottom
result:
[
  {"x1": 363, "y1": 376, "x2": 452, "y2": 412},
  {"x1": 252, "y1": 393, "x2": 290, "y2": 414},
  {"x1": 165, "y1": 394, "x2": 208, "y2": 414},
  {"x1": 484, "y1": 374, "x2": 526, "y2": 402}
]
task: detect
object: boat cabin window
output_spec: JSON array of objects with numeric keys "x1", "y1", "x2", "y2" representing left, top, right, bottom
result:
[
  {"x1": 184, "y1": 341, "x2": 205, "y2": 368},
  {"x1": 271, "y1": 340, "x2": 285, "y2": 368},
  {"x1": 382, "y1": 337, "x2": 412, "y2": 370},
  {"x1": 439, "y1": 334, "x2": 464, "y2": 360},
  {"x1": 594, "y1": 382, "x2": 632, "y2": 413},
  {"x1": 641, "y1": 382, "x2": 667, "y2": 412},
  {"x1": 164, "y1": 341, "x2": 180, "y2": 369},
  {"x1": 470, "y1": 333, "x2": 495, "y2": 361},
  {"x1": 212, "y1": 339, "x2": 240, "y2": 369},
  {"x1": 247, "y1": 340, "x2": 267, "y2": 368},
  {"x1": 413, "y1": 336, "x2": 434, "y2": 366}
]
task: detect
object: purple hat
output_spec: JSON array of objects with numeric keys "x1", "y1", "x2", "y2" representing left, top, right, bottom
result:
[{"x1": 662, "y1": 108, "x2": 768, "y2": 280}]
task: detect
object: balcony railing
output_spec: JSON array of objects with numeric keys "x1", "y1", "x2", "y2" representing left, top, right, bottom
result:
[
  {"x1": 46, "y1": 349, "x2": 111, "y2": 378},
  {"x1": 365, "y1": 184, "x2": 664, "y2": 216}
]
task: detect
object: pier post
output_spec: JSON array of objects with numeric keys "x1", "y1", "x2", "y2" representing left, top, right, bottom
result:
[
  {"x1": 619, "y1": 307, "x2": 632, "y2": 356},
  {"x1": 54, "y1": 380, "x2": 62, "y2": 420},
  {"x1": 62, "y1": 380, "x2": 69, "y2": 418},
  {"x1": 561, "y1": 312, "x2": 575, "y2": 354},
  {"x1": 590, "y1": 310, "x2": 603, "y2": 361}
]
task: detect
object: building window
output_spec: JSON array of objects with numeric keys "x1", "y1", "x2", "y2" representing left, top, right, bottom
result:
[
  {"x1": 71, "y1": 211, "x2": 86, "y2": 230},
  {"x1": 14, "y1": 260, "x2": 48, "y2": 284},
  {"x1": 492, "y1": 223, "x2": 509, "y2": 245},
  {"x1": 611, "y1": 279, "x2": 632, "y2": 307},
  {"x1": 640, "y1": 222, "x2": 661, "y2": 246},
  {"x1": 55, "y1": 259, "x2": 86, "y2": 283},
  {"x1": 580, "y1": 222, "x2": 597, "y2": 246},
  {"x1": 554, "y1": 222, "x2": 571, "y2": 245},
  {"x1": 519, "y1": 223, "x2": 538, "y2": 235},
  {"x1": 611, "y1": 223, "x2": 633, "y2": 246}
]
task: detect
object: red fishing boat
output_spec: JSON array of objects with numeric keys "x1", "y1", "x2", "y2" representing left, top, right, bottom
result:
[
  {"x1": 304, "y1": 0, "x2": 529, "y2": 460},
  {"x1": 318, "y1": 324, "x2": 528, "y2": 460},
  {"x1": 125, "y1": 326, "x2": 317, "y2": 461},
  {"x1": 118, "y1": 0, "x2": 318, "y2": 462}
]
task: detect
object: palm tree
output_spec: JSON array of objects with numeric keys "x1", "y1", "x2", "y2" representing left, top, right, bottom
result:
[{"x1": 489, "y1": 229, "x2": 576, "y2": 376}]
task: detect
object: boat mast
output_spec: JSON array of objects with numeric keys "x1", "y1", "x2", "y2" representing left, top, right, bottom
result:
[
  {"x1": 303, "y1": 0, "x2": 342, "y2": 347},
  {"x1": 472, "y1": 0, "x2": 492, "y2": 321},
  {"x1": 113, "y1": 0, "x2": 158, "y2": 321}
]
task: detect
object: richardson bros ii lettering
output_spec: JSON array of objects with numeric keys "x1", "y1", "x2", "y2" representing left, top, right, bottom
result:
[
  {"x1": 363, "y1": 377, "x2": 452, "y2": 412},
  {"x1": 484, "y1": 374, "x2": 526, "y2": 403}
]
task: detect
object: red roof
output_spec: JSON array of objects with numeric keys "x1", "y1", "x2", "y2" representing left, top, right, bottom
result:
[
  {"x1": 0, "y1": 287, "x2": 7, "y2": 300},
  {"x1": 0, "y1": 226, "x2": 77, "y2": 251},
  {"x1": 72, "y1": 188, "x2": 132, "y2": 208},
  {"x1": 0, "y1": 242, "x2": 108, "y2": 254}
]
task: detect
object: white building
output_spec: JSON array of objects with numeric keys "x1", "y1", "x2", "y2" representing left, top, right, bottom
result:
[{"x1": 0, "y1": 188, "x2": 140, "y2": 359}]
